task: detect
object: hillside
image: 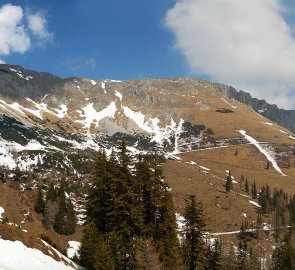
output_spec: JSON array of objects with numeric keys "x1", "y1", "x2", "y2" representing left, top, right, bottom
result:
[{"x1": 0, "y1": 64, "x2": 295, "y2": 267}]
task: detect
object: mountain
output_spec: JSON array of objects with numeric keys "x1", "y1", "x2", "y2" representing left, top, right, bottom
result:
[
  {"x1": 0, "y1": 64, "x2": 295, "y2": 266},
  {"x1": 227, "y1": 86, "x2": 295, "y2": 133}
]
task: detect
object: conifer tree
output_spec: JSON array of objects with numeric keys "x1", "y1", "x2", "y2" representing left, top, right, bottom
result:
[
  {"x1": 135, "y1": 155, "x2": 154, "y2": 236},
  {"x1": 236, "y1": 240, "x2": 247, "y2": 269},
  {"x1": 245, "y1": 178, "x2": 249, "y2": 194},
  {"x1": 80, "y1": 223, "x2": 101, "y2": 270},
  {"x1": 240, "y1": 175, "x2": 245, "y2": 191},
  {"x1": 34, "y1": 188, "x2": 45, "y2": 213},
  {"x1": 46, "y1": 182, "x2": 57, "y2": 202},
  {"x1": 93, "y1": 235, "x2": 116, "y2": 270},
  {"x1": 183, "y1": 195, "x2": 206, "y2": 270},
  {"x1": 251, "y1": 180, "x2": 257, "y2": 199},
  {"x1": 225, "y1": 172, "x2": 233, "y2": 192},
  {"x1": 205, "y1": 239, "x2": 222, "y2": 270}
]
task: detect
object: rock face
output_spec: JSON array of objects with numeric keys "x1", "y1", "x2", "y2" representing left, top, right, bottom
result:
[
  {"x1": 0, "y1": 63, "x2": 294, "y2": 173},
  {"x1": 0, "y1": 64, "x2": 64, "y2": 99},
  {"x1": 226, "y1": 86, "x2": 295, "y2": 133}
]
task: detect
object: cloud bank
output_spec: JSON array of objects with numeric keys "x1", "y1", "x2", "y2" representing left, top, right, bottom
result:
[
  {"x1": 165, "y1": 0, "x2": 295, "y2": 109},
  {"x1": 0, "y1": 4, "x2": 52, "y2": 61}
]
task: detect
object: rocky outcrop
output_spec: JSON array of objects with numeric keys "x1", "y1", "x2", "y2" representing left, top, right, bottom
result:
[{"x1": 227, "y1": 86, "x2": 295, "y2": 133}]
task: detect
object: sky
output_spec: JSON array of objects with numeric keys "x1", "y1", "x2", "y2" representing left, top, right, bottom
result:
[{"x1": 1, "y1": 0, "x2": 295, "y2": 109}]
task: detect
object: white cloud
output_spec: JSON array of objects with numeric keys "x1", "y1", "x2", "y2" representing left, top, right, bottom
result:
[
  {"x1": 0, "y1": 4, "x2": 30, "y2": 55},
  {"x1": 0, "y1": 3, "x2": 52, "y2": 59},
  {"x1": 27, "y1": 11, "x2": 53, "y2": 44},
  {"x1": 0, "y1": 59, "x2": 6, "y2": 64},
  {"x1": 165, "y1": 0, "x2": 295, "y2": 109}
]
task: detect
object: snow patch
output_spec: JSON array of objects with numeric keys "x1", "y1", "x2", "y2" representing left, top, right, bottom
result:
[
  {"x1": 249, "y1": 200, "x2": 261, "y2": 208},
  {"x1": 55, "y1": 105, "x2": 68, "y2": 119},
  {"x1": 0, "y1": 207, "x2": 4, "y2": 219},
  {"x1": 199, "y1": 166, "x2": 210, "y2": 171},
  {"x1": 221, "y1": 97, "x2": 237, "y2": 109},
  {"x1": 238, "y1": 130, "x2": 285, "y2": 176},
  {"x1": 114, "y1": 90, "x2": 122, "y2": 101},
  {"x1": 67, "y1": 241, "x2": 81, "y2": 259},
  {"x1": 262, "y1": 122, "x2": 273, "y2": 126},
  {"x1": 78, "y1": 102, "x2": 117, "y2": 129},
  {"x1": 0, "y1": 239, "x2": 78, "y2": 270},
  {"x1": 279, "y1": 129, "x2": 288, "y2": 134},
  {"x1": 101, "y1": 82, "x2": 106, "y2": 94},
  {"x1": 91, "y1": 80, "x2": 96, "y2": 86}
]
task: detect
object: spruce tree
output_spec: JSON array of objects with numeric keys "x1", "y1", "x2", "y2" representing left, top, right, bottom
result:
[
  {"x1": 183, "y1": 195, "x2": 206, "y2": 270},
  {"x1": 46, "y1": 182, "x2": 57, "y2": 202},
  {"x1": 34, "y1": 188, "x2": 45, "y2": 214},
  {"x1": 225, "y1": 172, "x2": 233, "y2": 192},
  {"x1": 205, "y1": 239, "x2": 222, "y2": 270},
  {"x1": 80, "y1": 223, "x2": 101, "y2": 270},
  {"x1": 93, "y1": 235, "x2": 116, "y2": 270},
  {"x1": 245, "y1": 178, "x2": 249, "y2": 194}
]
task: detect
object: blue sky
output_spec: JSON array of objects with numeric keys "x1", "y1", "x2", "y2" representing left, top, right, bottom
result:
[
  {"x1": 1, "y1": 0, "x2": 189, "y2": 80},
  {"x1": 1, "y1": 0, "x2": 295, "y2": 109}
]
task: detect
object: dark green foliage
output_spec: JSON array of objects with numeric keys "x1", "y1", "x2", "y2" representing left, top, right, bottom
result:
[
  {"x1": 245, "y1": 178, "x2": 249, "y2": 194},
  {"x1": 236, "y1": 240, "x2": 247, "y2": 269},
  {"x1": 80, "y1": 223, "x2": 115, "y2": 270},
  {"x1": 205, "y1": 239, "x2": 222, "y2": 270},
  {"x1": 53, "y1": 199, "x2": 76, "y2": 235},
  {"x1": 183, "y1": 195, "x2": 206, "y2": 270},
  {"x1": 34, "y1": 188, "x2": 45, "y2": 214},
  {"x1": 258, "y1": 184, "x2": 272, "y2": 214},
  {"x1": 272, "y1": 230, "x2": 295, "y2": 270},
  {"x1": 180, "y1": 122, "x2": 206, "y2": 138},
  {"x1": 225, "y1": 172, "x2": 233, "y2": 192},
  {"x1": 46, "y1": 183, "x2": 57, "y2": 202},
  {"x1": 82, "y1": 142, "x2": 181, "y2": 270},
  {"x1": 216, "y1": 108, "x2": 234, "y2": 113},
  {"x1": 251, "y1": 180, "x2": 257, "y2": 199}
]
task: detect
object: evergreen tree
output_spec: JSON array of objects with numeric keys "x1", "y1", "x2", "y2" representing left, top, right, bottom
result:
[
  {"x1": 152, "y1": 157, "x2": 181, "y2": 269},
  {"x1": 34, "y1": 188, "x2": 45, "y2": 214},
  {"x1": 236, "y1": 240, "x2": 247, "y2": 270},
  {"x1": 240, "y1": 175, "x2": 245, "y2": 192},
  {"x1": 53, "y1": 190, "x2": 76, "y2": 235},
  {"x1": 135, "y1": 155, "x2": 154, "y2": 237},
  {"x1": 205, "y1": 239, "x2": 222, "y2": 270},
  {"x1": 93, "y1": 235, "x2": 116, "y2": 270},
  {"x1": 251, "y1": 180, "x2": 257, "y2": 199},
  {"x1": 245, "y1": 178, "x2": 249, "y2": 194},
  {"x1": 225, "y1": 172, "x2": 233, "y2": 192},
  {"x1": 80, "y1": 223, "x2": 101, "y2": 270},
  {"x1": 183, "y1": 195, "x2": 206, "y2": 270},
  {"x1": 46, "y1": 183, "x2": 57, "y2": 202}
]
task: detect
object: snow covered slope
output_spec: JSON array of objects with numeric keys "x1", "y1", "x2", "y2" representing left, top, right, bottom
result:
[{"x1": 0, "y1": 239, "x2": 81, "y2": 270}]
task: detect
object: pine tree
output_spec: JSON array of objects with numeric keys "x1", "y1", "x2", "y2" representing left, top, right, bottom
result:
[
  {"x1": 240, "y1": 175, "x2": 245, "y2": 191},
  {"x1": 251, "y1": 180, "x2": 257, "y2": 199},
  {"x1": 236, "y1": 240, "x2": 247, "y2": 269},
  {"x1": 53, "y1": 188, "x2": 76, "y2": 235},
  {"x1": 245, "y1": 178, "x2": 249, "y2": 194},
  {"x1": 183, "y1": 195, "x2": 206, "y2": 270},
  {"x1": 80, "y1": 223, "x2": 101, "y2": 270},
  {"x1": 150, "y1": 156, "x2": 182, "y2": 269},
  {"x1": 93, "y1": 235, "x2": 116, "y2": 270},
  {"x1": 205, "y1": 239, "x2": 222, "y2": 270},
  {"x1": 135, "y1": 155, "x2": 154, "y2": 237},
  {"x1": 225, "y1": 172, "x2": 233, "y2": 192},
  {"x1": 46, "y1": 182, "x2": 57, "y2": 202},
  {"x1": 34, "y1": 188, "x2": 45, "y2": 213}
]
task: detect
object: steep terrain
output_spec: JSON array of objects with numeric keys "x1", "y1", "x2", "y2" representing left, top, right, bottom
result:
[{"x1": 0, "y1": 64, "x2": 295, "y2": 266}]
